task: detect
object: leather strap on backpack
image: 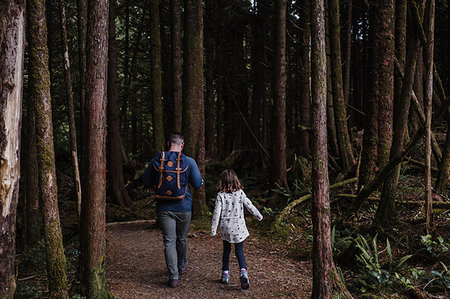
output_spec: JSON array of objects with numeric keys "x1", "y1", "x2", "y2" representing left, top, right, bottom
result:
[
  {"x1": 176, "y1": 152, "x2": 182, "y2": 189},
  {"x1": 157, "y1": 152, "x2": 166, "y2": 188}
]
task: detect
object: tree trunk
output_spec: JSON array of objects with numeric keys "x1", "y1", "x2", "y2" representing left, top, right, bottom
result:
[
  {"x1": 183, "y1": 0, "x2": 208, "y2": 218},
  {"x1": 328, "y1": 0, "x2": 355, "y2": 172},
  {"x1": 271, "y1": 0, "x2": 288, "y2": 189},
  {"x1": 310, "y1": 0, "x2": 352, "y2": 297},
  {"x1": 121, "y1": 0, "x2": 130, "y2": 147},
  {"x1": 80, "y1": 0, "x2": 109, "y2": 296},
  {"x1": 171, "y1": 0, "x2": 183, "y2": 133},
  {"x1": 373, "y1": 0, "x2": 395, "y2": 170},
  {"x1": 325, "y1": 3, "x2": 339, "y2": 159},
  {"x1": 342, "y1": 0, "x2": 352, "y2": 106},
  {"x1": 0, "y1": 1, "x2": 25, "y2": 297},
  {"x1": 77, "y1": 0, "x2": 87, "y2": 146},
  {"x1": 376, "y1": 0, "x2": 419, "y2": 228},
  {"x1": 394, "y1": 0, "x2": 407, "y2": 111},
  {"x1": 423, "y1": 0, "x2": 435, "y2": 234},
  {"x1": 59, "y1": 0, "x2": 82, "y2": 218},
  {"x1": 204, "y1": 0, "x2": 216, "y2": 159},
  {"x1": 24, "y1": 92, "x2": 41, "y2": 250},
  {"x1": 108, "y1": 0, "x2": 132, "y2": 208},
  {"x1": 150, "y1": 0, "x2": 165, "y2": 152},
  {"x1": 360, "y1": 0, "x2": 396, "y2": 189},
  {"x1": 297, "y1": 0, "x2": 311, "y2": 157},
  {"x1": 28, "y1": 0, "x2": 69, "y2": 296},
  {"x1": 435, "y1": 124, "x2": 450, "y2": 196}
]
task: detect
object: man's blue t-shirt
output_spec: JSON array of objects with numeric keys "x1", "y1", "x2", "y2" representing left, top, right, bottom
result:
[{"x1": 143, "y1": 151, "x2": 203, "y2": 212}]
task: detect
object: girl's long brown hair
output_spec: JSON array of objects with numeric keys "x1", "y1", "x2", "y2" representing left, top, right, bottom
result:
[{"x1": 218, "y1": 169, "x2": 243, "y2": 193}]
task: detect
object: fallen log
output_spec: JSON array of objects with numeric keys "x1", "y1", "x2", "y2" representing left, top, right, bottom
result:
[{"x1": 272, "y1": 177, "x2": 358, "y2": 228}]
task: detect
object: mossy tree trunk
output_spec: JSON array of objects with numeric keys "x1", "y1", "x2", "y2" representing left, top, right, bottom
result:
[
  {"x1": 182, "y1": 0, "x2": 208, "y2": 218},
  {"x1": 0, "y1": 1, "x2": 25, "y2": 297},
  {"x1": 150, "y1": 0, "x2": 165, "y2": 153},
  {"x1": 310, "y1": 0, "x2": 352, "y2": 297},
  {"x1": 373, "y1": 0, "x2": 395, "y2": 170},
  {"x1": 108, "y1": 0, "x2": 132, "y2": 208},
  {"x1": 271, "y1": 0, "x2": 288, "y2": 189},
  {"x1": 28, "y1": 0, "x2": 69, "y2": 297},
  {"x1": 376, "y1": 0, "x2": 420, "y2": 228},
  {"x1": 80, "y1": 0, "x2": 109, "y2": 296},
  {"x1": 360, "y1": 0, "x2": 393, "y2": 190},
  {"x1": 328, "y1": 0, "x2": 355, "y2": 172},
  {"x1": 171, "y1": 0, "x2": 183, "y2": 133},
  {"x1": 297, "y1": 0, "x2": 311, "y2": 157},
  {"x1": 59, "y1": 0, "x2": 82, "y2": 218},
  {"x1": 423, "y1": 0, "x2": 435, "y2": 234}
]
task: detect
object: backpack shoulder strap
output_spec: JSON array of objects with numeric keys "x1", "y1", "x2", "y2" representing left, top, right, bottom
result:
[
  {"x1": 157, "y1": 152, "x2": 166, "y2": 189},
  {"x1": 176, "y1": 152, "x2": 182, "y2": 189}
]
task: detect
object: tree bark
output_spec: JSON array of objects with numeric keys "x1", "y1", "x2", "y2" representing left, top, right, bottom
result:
[
  {"x1": 310, "y1": 0, "x2": 353, "y2": 297},
  {"x1": 374, "y1": 0, "x2": 395, "y2": 170},
  {"x1": 342, "y1": 0, "x2": 352, "y2": 106},
  {"x1": 423, "y1": 0, "x2": 435, "y2": 234},
  {"x1": 108, "y1": 0, "x2": 132, "y2": 208},
  {"x1": 183, "y1": 0, "x2": 208, "y2": 218},
  {"x1": 28, "y1": 0, "x2": 69, "y2": 296},
  {"x1": 171, "y1": 0, "x2": 183, "y2": 133},
  {"x1": 297, "y1": 0, "x2": 311, "y2": 157},
  {"x1": 376, "y1": 0, "x2": 420, "y2": 228},
  {"x1": 77, "y1": 0, "x2": 87, "y2": 145},
  {"x1": 80, "y1": 0, "x2": 109, "y2": 296},
  {"x1": 59, "y1": 0, "x2": 82, "y2": 218},
  {"x1": 328, "y1": 0, "x2": 355, "y2": 172},
  {"x1": 150, "y1": 0, "x2": 165, "y2": 152},
  {"x1": 24, "y1": 86, "x2": 41, "y2": 250},
  {"x1": 271, "y1": 0, "x2": 288, "y2": 189},
  {"x1": 204, "y1": 0, "x2": 216, "y2": 159},
  {"x1": 0, "y1": 1, "x2": 25, "y2": 297},
  {"x1": 325, "y1": 2, "x2": 339, "y2": 159}
]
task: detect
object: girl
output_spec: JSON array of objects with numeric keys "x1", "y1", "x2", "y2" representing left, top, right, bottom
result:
[{"x1": 211, "y1": 169, "x2": 263, "y2": 289}]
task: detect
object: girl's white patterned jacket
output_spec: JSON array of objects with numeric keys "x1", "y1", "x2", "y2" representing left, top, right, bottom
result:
[{"x1": 211, "y1": 189, "x2": 263, "y2": 243}]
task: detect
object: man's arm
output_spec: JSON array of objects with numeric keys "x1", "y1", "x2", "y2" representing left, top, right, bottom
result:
[{"x1": 187, "y1": 157, "x2": 203, "y2": 189}]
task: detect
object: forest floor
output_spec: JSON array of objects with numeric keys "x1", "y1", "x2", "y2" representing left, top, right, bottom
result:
[{"x1": 106, "y1": 219, "x2": 312, "y2": 299}]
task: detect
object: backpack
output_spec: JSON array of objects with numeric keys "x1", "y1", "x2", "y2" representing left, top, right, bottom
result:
[{"x1": 152, "y1": 151, "x2": 189, "y2": 200}]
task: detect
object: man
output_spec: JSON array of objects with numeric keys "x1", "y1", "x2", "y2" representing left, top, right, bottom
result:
[{"x1": 143, "y1": 133, "x2": 203, "y2": 287}]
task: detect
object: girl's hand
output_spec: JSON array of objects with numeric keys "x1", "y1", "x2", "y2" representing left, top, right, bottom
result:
[
  {"x1": 258, "y1": 215, "x2": 263, "y2": 221},
  {"x1": 211, "y1": 232, "x2": 216, "y2": 236}
]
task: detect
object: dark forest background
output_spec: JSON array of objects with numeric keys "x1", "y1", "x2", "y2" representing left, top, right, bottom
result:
[{"x1": 1, "y1": 0, "x2": 449, "y2": 298}]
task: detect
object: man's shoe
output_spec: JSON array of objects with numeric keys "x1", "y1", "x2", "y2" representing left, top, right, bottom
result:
[
  {"x1": 168, "y1": 279, "x2": 179, "y2": 288},
  {"x1": 240, "y1": 269, "x2": 250, "y2": 289}
]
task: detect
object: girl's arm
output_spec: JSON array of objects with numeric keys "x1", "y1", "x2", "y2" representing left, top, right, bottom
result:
[
  {"x1": 242, "y1": 191, "x2": 263, "y2": 221},
  {"x1": 211, "y1": 194, "x2": 222, "y2": 235}
]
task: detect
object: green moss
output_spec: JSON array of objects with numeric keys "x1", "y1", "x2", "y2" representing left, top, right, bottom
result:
[{"x1": 87, "y1": 265, "x2": 108, "y2": 299}]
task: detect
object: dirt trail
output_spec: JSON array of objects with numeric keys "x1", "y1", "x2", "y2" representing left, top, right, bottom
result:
[{"x1": 106, "y1": 220, "x2": 312, "y2": 298}]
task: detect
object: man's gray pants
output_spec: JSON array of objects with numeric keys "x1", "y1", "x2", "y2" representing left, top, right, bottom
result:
[{"x1": 157, "y1": 210, "x2": 191, "y2": 280}]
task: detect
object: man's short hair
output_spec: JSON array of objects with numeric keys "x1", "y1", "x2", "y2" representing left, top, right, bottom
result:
[{"x1": 168, "y1": 133, "x2": 184, "y2": 147}]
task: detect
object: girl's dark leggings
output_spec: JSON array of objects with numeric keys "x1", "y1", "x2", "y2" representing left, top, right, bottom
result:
[{"x1": 222, "y1": 240, "x2": 247, "y2": 271}]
